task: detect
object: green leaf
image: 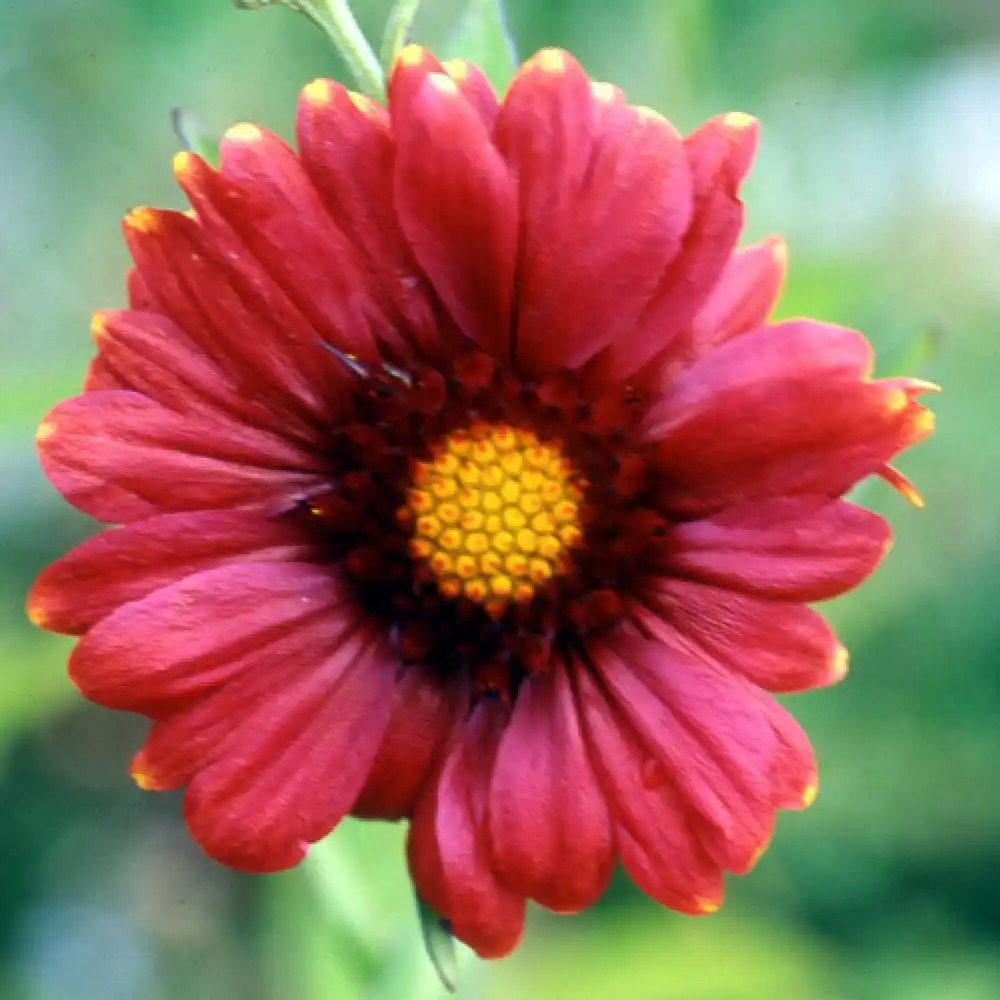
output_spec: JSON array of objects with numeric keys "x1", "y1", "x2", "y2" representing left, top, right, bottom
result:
[
  {"x1": 171, "y1": 107, "x2": 220, "y2": 166},
  {"x1": 381, "y1": 0, "x2": 422, "y2": 75},
  {"x1": 233, "y1": 0, "x2": 385, "y2": 99},
  {"x1": 417, "y1": 895, "x2": 459, "y2": 993},
  {"x1": 443, "y1": 0, "x2": 518, "y2": 93}
]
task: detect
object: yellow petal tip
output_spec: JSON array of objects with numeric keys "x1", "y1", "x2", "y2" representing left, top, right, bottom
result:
[
  {"x1": 90, "y1": 311, "x2": 110, "y2": 343},
  {"x1": 302, "y1": 78, "x2": 333, "y2": 107},
  {"x1": 724, "y1": 111, "x2": 756, "y2": 130},
  {"x1": 172, "y1": 150, "x2": 195, "y2": 179},
  {"x1": 912, "y1": 409, "x2": 936, "y2": 436},
  {"x1": 130, "y1": 757, "x2": 163, "y2": 791},
  {"x1": 801, "y1": 782, "x2": 819, "y2": 808},
  {"x1": 885, "y1": 388, "x2": 909, "y2": 414},
  {"x1": 831, "y1": 643, "x2": 850, "y2": 681},
  {"x1": 347, "y1": 90, "x2": 376, "y2": 115},
  {"x1": 397, "y1": 43, "x2": 427, "y2": 69},
  {"x1": 124, "y1": 206, "x2": 159, "y2": 233},
  {"x1": 224, "y1": 122, "x2": 263, "y2": 145},
  {"x1": 695, "y1": 896, "x2": 721, "y2": 915},
  {"x1": 535, "y1": 48, "x2": 568, "y2": 74},
  {"x1": 442, "y1": 58, "x2": 470, "y2": 82},
  {"x1": 36, "y1": 420, "x2": 57, "y2": 444},
  {"x1": 26, "y1": 603, "x2": 47, "y2": 627}
]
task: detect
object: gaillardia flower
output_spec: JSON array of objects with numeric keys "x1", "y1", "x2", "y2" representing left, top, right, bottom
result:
[{"x1": 30, "y1": 46, "x2": 933, "y2": 957}]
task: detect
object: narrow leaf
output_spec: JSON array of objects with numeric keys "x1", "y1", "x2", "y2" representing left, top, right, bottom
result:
[
  {"x1": 381, "y1": 0, "x2": 422, "y2": 74},
  {"x1": 443, "y1": 0, "x2": 518, "y2": 93},
  {"x1": 416, "y1": 895, "x2": 458, "y2": 994},
  {"x1": 171, "y1": 107, "x2": 220, "y2": 166}
]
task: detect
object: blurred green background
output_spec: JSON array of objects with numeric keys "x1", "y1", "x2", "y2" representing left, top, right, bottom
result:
[{"x1": 1, "y1": 0, "x2": 997, "y2": 998}]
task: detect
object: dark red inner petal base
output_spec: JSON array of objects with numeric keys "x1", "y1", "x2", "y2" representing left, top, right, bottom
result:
[{"x1": 293, "y1": 348, "x2": 668, "y2": 701}]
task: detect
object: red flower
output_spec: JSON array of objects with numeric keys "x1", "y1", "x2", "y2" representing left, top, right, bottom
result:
[{"x1": 29, "y1": 46, "x2": 933, "y2": 958}]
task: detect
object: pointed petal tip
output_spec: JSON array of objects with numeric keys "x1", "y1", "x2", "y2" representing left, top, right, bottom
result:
[
  {"x1": 723, "y1": 111, "x2": 757, "y2": 131},
  {"x1": 903, "y1": 377, "x2": 942, "y2": 395},
  {"x1": 130, "y1": 753, "x2": 166, "y2": 791},
  {"x1": 878, "y1": 465, "x2": 926, "y2": 509},
  {"x1": 123, "y1": 206, "x2": 160, "y2": 233},
  {"x1": 26, "y1": 598, "x2": 47, "y2": 628}
]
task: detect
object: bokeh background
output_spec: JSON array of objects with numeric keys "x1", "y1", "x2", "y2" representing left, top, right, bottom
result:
[{"x1": 1, "y1": 1, "x2": 998, "y2": 998}]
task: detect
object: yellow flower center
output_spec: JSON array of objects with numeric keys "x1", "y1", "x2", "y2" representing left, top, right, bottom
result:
[{"x1": 401, "y1": 423, "x2": 584, "y2": 618}]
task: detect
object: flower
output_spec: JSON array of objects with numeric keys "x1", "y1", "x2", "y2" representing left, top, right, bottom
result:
[{"x1": 29, "y1": 45, "x2": 934, "y2": 958}]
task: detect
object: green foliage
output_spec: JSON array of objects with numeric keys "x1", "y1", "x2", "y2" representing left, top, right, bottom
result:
[{"x1": 443, "y1": 0, "x2": 518, "y2": 92}]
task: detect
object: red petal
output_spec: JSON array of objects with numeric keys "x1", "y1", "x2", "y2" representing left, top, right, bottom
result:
[
  {"x1": 589, "y1": 634, "x2": 778, "y2": 873},
  {"x1": 669, "y1": 497, "x2": 890, "y2": 601},
  {"x1": 574, "y1": 667, "x2": 724, "y2": 912},
  {"x1": 649, "y1": 375, "x2": 933, "y2": 514},
  {"x1": 643, "y1": 578, "x2": 845, "y2": 693},
  {"x1": 296, "y1": 79, "x2": 440, "y2": 357},
  {"x1": 689, "y1": 235, "x2": 787, "y2": 352},
  {"x1": 646, "y1": 319, "x2": 873, "y2": 433},
  {"x1": 85, "y1": 350, "x2": 126, "y2": 391},
  {"x1": 123, "y1": 207, "x2": 345, "y2": 427},
  {"x1": 69, "y1": 563, "x2": 346, "y2": 714},
  {"x1": 494, "y1": 50, "x2": 692, "y2": 376},
  {"x1": 442, "y1": 58, "x2": 500, "y2": 128},
  {"x1": 182, "y1": 125, "x2": 397, "y2": 362},
  {"x1": 91, "y1": 310, "x2": 323, "y2": 448},
  {"x1": 28, "y1": 510, "x2": 315, "y2": 636},
  {"x1": 38, "y1": 391, "x2": 326, "y2": 522},
  {"x1": 387, "y1": 43, "x2": 445, "y2": 114},
  {"x1": 489, "y1": 668, "x2": 614, "y2": 911},
  {"x1": 598, "y1": 112, "x2": 757, "y2": 381},
  {"x1": 352, "y1": 665, "x2": 457, "y2": 820},
  {"x1": 392, "y1": 72, "x2": 517, "y2": 363},
  {"x1": 761, "y1": 697, "x2": 818, "y2": 812},
  {"x1": 407, "y1": 701, "x2": 525, "y2": 958},
  {"x1": 126, "y1": 267, "x2": 157, "y2": 310},
  {"x1": 131, "y1": 597, "x2": 364, "y2": 790},
  {"x1": 182, "y1": 618, "x2": 395, "y2": 872}
]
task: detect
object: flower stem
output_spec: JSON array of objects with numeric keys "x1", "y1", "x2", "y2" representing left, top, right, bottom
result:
[
  {"x1": 234, "y1": 0, "x2": 385, "y2": 99},
  {"x1": 380, "y1": 0, "x2": 421, "y2": 75}
]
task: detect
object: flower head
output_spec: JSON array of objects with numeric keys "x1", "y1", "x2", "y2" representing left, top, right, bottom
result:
[{"x1": 29, "y1": 46, "x2": 933, "y2": 958}]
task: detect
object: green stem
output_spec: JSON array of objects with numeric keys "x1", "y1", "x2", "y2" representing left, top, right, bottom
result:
[
  {"x1": 380, "y1": 0, "x2": 421, "y2": 75},
  {"x1": 234, "y1": 0, "x2": 385, "y2": 99}
]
